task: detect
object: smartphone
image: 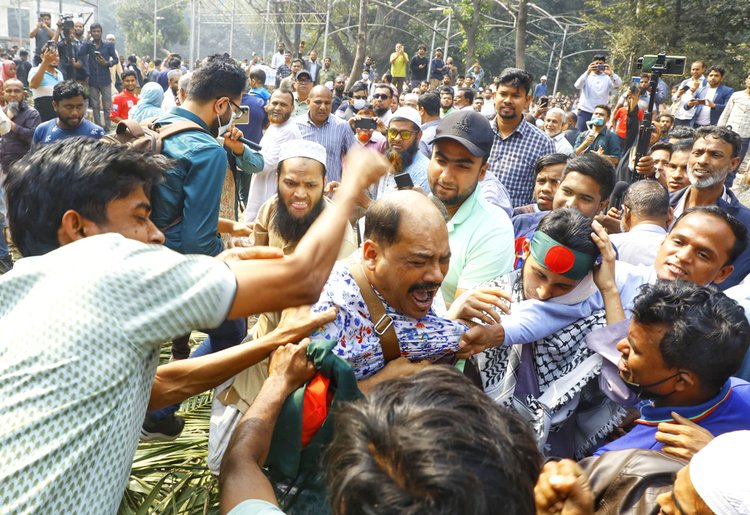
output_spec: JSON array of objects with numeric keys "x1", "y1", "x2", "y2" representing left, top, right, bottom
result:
[
  {"x1": 354, "y1": 118, "x2": 377, "y2": 130},
  {"x1": 539, "y1": 97, "x2": 549, "y2": 108},
  {"x1": 234, "y1": 105, "x2": 250, "y2": 125},
  {"x1": 394, "y1": 172, "x2": 414, "y2": 190},
  {"x1": 597, "y1": 64, "x2": 606, "y2": 72},
  {"x1": 94, "y1": 50, "x2": 102, "y2": 58}
]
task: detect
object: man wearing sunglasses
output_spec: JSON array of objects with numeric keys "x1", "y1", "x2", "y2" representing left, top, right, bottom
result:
[
  {"x1": 371, "y1": 84, "x2": 394, "y2": 126},
  {"x1": 145, "y1": 54, "x2": 264, "y2": 439}
]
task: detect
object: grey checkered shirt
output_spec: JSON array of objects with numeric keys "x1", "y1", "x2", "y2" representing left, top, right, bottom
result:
[{"x1": 486, "y1": 118, "x2": 555, "y2": 207}]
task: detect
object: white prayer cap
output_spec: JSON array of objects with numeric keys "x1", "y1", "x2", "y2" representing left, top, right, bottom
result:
[
  {"x1": 279, "y1": 139, "x2": 327, "y2": 168},
  {"x1": 690, "y1": 430, "x2": 750, "y2": 515},
  {"x1": 389, "y1": 107, "x2": 422, "y2": 129}
]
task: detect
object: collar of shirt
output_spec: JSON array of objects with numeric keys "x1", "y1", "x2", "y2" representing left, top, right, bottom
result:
[
  {"x1": 169, "y1": 106, "x2": 211, "y2": 131},
  {"x1": 446, "y1": 184, "x2": 481, "y2": 230},
  {"x1": 672, "y1": 186, "x2": 730, "y2": 222},
  {"x1": 627, "y1": 223, "x2": 667, "y2": 235},
  {"x1": 305, "y1": 113, "x2": 330, "y2": 127},
  {"x1": 636, "y1": 379, "x2": 733, "y2": 425},
  {"x1": 493, "y1": 116, "x2": 529, "y2": 141}
]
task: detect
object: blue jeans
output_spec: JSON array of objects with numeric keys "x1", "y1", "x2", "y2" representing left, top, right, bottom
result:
[
  {"x1": 150, "y1": 317, "x2": 247, "y2": 420},
  {"x1": 575, "y1": 110, "x2": 593, "y2": 132}
]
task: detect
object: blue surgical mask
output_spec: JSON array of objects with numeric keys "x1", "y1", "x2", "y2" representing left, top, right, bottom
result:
[{"x1": 591, "y1": 117, "x2": 605, "y2": 127}]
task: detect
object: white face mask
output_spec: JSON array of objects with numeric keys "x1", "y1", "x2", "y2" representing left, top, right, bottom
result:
[
  {"x1": 215, "y1": 102, "x2": 232, "y2": 138},
  {"x1": 353, "y1": 98, "x2": 367, "y2": 110}
]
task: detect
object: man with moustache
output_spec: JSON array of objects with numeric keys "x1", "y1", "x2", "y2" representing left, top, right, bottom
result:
[
  {"x1": 245, "y1": 89, "x2": 302, "y2": 223},
  {"x1": 372, "y1": 107, "x2": 430, "y2": 200},
  {"x1": 161, "y1": 69, "x2": 182, "y2": 110},
  {"x1": 544, "y1": 107, "x2": 574, "y2": 155},
  {"x1": 669, "y1": 126, "x2": 750, "y2": 289},
  {"x1": 32, "y1": 80, "x2": 104, "y2": 146},
  {"x1": 371, "y1": 83, "x2": 394, "y2": 126}
]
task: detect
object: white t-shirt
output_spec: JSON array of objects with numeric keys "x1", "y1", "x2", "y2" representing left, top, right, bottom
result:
[{"x1": 0, "y1": 234, "x2": 236, "y2": 514}]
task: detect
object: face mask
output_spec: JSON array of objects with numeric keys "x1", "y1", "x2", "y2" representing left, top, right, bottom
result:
[
  {"x1": 357, "y1": 131, "x2": 371, "y2": 143},
  {"x1": 622, "y1": 371, "x2": 681, "y2": 401},
  {"x1": 352, "y1": 98, "x2": 366, "y2": 110},
  {"x1": 215, "y1": 103, "x2": 232, "y2": 138},
  {"x1": 591, "y1": 117, "x2": 605, "y2": 127}
]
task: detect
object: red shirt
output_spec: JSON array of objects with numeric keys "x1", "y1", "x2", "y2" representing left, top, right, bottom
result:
[
  {"x1": 111, "y1": 90, "x2": 139, "y2": 121},
  {"x1": 613, "y1": 106, "x2": 643, "y2": 139}
]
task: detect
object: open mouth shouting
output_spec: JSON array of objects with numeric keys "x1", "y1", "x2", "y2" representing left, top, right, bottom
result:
[{"x1": 408, "y1": 282, "x2": 441, "y2": 314}]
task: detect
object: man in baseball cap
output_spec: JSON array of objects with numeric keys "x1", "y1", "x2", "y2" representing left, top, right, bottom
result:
[
  {"x1": 428, "y1": 110, "x2": 515, "y2": 304},
  {"x1": 293, "y1": 69, "x2": 314, "y2": 115}
]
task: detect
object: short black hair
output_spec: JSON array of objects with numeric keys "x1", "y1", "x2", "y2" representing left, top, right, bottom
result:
[
  {"x1": 649, "y1": 142, "x2": 673, "y2": 156},
  {"x1": 120, "y1": 70, "x2": 136, "y2": 81},
  {"x1": 90, "y1": 22, "x2": 102, "y2": 31},
  {"x1": 168, "y1": 57, "x2": 181, "y2": 69},
  {"x1": 593, "y1": 53, "x2": 606, "y2": 61},
  {"x1": 673, "y1": 206, "x2": 749, "y2": 264},
  {"x1": 363, "y1": 199, "x2": 401, "y2": 246},
  {"x1": 373, "y1": 83, "x2": 393, "y2": 98},
  {"x1": 668, "y1": 126, "x2": 695, "y2": 141},
  {"x1": 52, "y1": 80, "x2": 87, "y2": 102},
  {"x1": 566, "y1": 111, "x2": 578, "y2": 124},
  {"x1": 187, "y1": 54, "x2": 247, "y2": 102},
  {"x1": 694, "y1": 126, "x2": 742, "y2": 158},
  {"x1": 439, "y1": 88, "x2": 454, "y2": 98},
  {"x1": 534, "y1": 153, "x2": 570, "y2": 177},
  {"x1": 631, "y1": 280, "x2": 750, "y2": 390},
  {"x1": 458, "y1": 87, "x2": 475, "y2": 103},
  {"x1": 537, "y1": 208, "x2": 599, "y2": 258},
  {"x1": 291, "y1": 58, "x2": 303, "y2": 66},
  {"x1": 658, "y1": 113, "x2": 674, "y2": 122},
  {"x1": 418, "y1": 92, "x2": 440, "y2": 116},
  {"x1": 325, "y1": 367, "x2": 541, "y2": 515},
  {"x1": 707, "y1": 65, "x2": 726, "y2": 77},
  {"x1": 154, "y1": 58, "x2": 163, "y2": 67},
  {"x1": 6, "y1": 138, "x2": 166, "y2": 257},
  {"x1": 249, "y1": 67, "x2": 266, "y2": 84},
  {"x1": 417, "y1": 44, "x2": 427, "y2": 51},
  {"x1": 623, "y1": 180, "x2": 669, "y2": 220},
  {"x1": 671, "y1": 139, "x2": 693, "y2": 154},
  {"x1": 562, "y1": 153, "x2": 616, "y2": 200},
  {"x1": 497, "y1": 68, "x2": 534, "y2": 95},
  {"x1": 594, "y1": 104, "x2": 611, "y2": 118},
  {"x1": 127, "y1": 54, "x2": 137, "y2": 63}
]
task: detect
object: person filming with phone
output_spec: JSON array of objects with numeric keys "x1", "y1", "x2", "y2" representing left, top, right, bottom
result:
[
  {"x1": 28, "y1": 41, "x2": 65, "y2": 122},
  {"x1": 573, "y1": 54, "x2": 622, "y2": 132}
]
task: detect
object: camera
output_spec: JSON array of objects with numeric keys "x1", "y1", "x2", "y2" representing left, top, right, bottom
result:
[
  {"x1": 58, "y1": 13, "x2": 74, "y2": 36},
  {"x1": 354, "y1": 118, "x2": 377, "y2": 130},
  {"x1": 637, "y1": 54, "x2": 686, "y2": 76}
]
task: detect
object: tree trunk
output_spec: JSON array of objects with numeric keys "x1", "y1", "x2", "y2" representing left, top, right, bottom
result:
[
  {"x1": 346, "y1": 0, "x2": 368, "y2": 90},
  {"x1": 515, "y1": 0, "x2": 527, "y2": 69}
]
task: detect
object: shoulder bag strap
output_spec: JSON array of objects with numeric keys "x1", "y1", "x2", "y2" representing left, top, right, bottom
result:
[{"x1": 347, "y1": 261, "x2": 401, "y2": 362}]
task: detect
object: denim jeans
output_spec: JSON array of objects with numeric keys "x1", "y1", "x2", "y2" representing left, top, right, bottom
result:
[
  {"x1": 0, "y1": 176, "x2": 8, "y2": 258},
  {"x1": 149, "y1": 317, "x2": 247, "y2": 420},
  {"x1": 88, "y1": 84, "x2": 112, "y2": 131}
]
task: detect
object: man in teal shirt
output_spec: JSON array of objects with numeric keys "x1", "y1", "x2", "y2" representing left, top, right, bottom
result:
[
  {"x1": 146, "y1": 54, "x2": 264, "y2": 439},
  {"x1": 427, "y1": 110, "x2": 515, "y2": 305}
]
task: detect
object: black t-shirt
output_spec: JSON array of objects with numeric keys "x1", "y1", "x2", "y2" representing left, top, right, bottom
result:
[{"x1": 410, "y1": 55, "x2": 429, "y2": 81}]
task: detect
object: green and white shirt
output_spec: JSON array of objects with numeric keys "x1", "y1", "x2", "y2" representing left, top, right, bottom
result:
[{"x1": 0, "y1": 234, "x2": 236, "y2": 514}]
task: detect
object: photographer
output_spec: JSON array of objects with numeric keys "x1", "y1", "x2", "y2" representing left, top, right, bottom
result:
[
  {"x1": 55, "y1": 16, "x2": 88, "y2": 86},
  {"x1": 29, "y1": 13, "x2": 55, "y2": 65},
  {"x1": 28, "y1": 42, "x2": 64, "y2": 122},
  {"x1": 573, "y1": 54, "x2": 622, "y2": 132},
  {"x1": 79, "y1": 23, "x2": 116, "y2": 131}
]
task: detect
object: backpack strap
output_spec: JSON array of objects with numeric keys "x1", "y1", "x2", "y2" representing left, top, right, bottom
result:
[
  {"x1": 347, "y1": 260, "x2": 401, "y2": 362},
  {"x1": 153, "y1": 120, "x2": 210, "y2": 139}
]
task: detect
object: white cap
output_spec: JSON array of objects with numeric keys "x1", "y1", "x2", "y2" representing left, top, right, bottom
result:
[
  {"x1": 690, "y1": 430, "x2": 750, "y2": 515},
  {"x1": 389, "y1": 107, "x2": 422, "y2": 128},
  {"x1": 279, "y1": 139, "x2": 327, "y2": 168},
  {"x1": 540, "y1": 75, "x2": 548, "y2": 80}
]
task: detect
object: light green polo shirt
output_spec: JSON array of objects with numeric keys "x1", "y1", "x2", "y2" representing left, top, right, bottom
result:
[{"x1": 441, "y1": 185, "x2": 515, "y2": 304}]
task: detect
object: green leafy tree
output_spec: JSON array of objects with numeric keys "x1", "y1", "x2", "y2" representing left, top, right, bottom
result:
[{"x1": 116, "y1": 0, "x2": 189, "y2": 58}]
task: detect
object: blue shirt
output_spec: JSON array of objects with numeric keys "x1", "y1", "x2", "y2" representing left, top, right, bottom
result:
[
  {"x1": 486, "y1": 118, "x2": 555, "y2": 208},
  {"x1": 595, "y1": 378, "x2": 750, "y2": 455},
  {"x1": 239, "y1": 93, "x2": 266, "y2": 144},
  {"x1": 150, "y1": 107, "x2": 263, "y2": 256},
  {"x1": 295, "y1": 113, "x2": 355, "y2": 182},
  {"x1": 80, "y1": 40, "x2": 117, "y2": 87},
  {"x1": 249, "y1": 87, "x2": 271, "y2": 104},
  {"x1": 534, "y1": 83, "x2": 548, "y2": 98},
  {"x1": 32, "y1": 119, "x2": 104, "y2": 146}
]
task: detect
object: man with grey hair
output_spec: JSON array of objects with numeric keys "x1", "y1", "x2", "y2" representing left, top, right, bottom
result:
[
  {"x1": 544, "y1": 107, "x2": 574, "y2": 155},
  {"x1": 162, "y1": 69, "x2": 182, "y2": 110},
  {"x1": 608, "y1": 180, "x2": 670, "y2": 266},
  {"x1": 177, "y1": 72, "x2": 191, "y2": 105},
  {"x1": 403, "y1": 92, "x2": 419, "y2": 110}
]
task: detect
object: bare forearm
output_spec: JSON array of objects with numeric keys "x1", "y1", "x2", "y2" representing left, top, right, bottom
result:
[
  {"x1": 29, "y1": 66, "x2": 48, "y2": 89},
  {"x1": 600, "y1": 285, "x2": 625, "y2": 325},
  {"x1": 219, "y1": 375, "x2": 291, "y2": 512},
  {"x1": 148, "y1": 329, "x2": 292, "y2": 410}
]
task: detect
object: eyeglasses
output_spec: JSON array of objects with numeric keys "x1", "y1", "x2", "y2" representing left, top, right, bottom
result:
[
  {"x1": 372, "y1": 93, "x2": 391, "y2": 100},
  {"x1": 387, "y1": 129, "x2": 418, "y2": 140},
  {"x1": 217, "y1": 97, "x2": 244, "y2": 119}
]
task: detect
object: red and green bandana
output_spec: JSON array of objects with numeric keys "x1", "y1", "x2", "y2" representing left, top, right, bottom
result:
[{"x1": 530, "y1": 231, "x2": 596, "y2": 280}]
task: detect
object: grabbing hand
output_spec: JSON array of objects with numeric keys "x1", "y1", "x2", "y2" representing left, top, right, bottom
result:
[
  {"x1": 268, "y1": 339, "x2": 316, "y2": 392},
  {"x1": 456, "y1": 323, "x2": 505, "y2": 358},
  {"x1": 655, "y1": 412, "x2": 714, "y2": 460},
  {"x1": 222, "y1": 125, "x2": 245, "y2": 155},
  {"x1": 535, "y1": 460, "x2": 595, "y2": 515},
  {"x1": 447, "y1": 287, "x2": 511, "y2": 325},
  {"x1": 591, "y1": 219, "x2": 617, "y2": 293},
  {"x1": 275, "y1": 305, "x2": 337, "y2": 344},
  {"x1": 635, "y1": 154, "x2": 656, "y2": 177}
]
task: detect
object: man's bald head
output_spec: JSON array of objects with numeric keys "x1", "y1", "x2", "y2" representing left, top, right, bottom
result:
[
  {"x1": 4, "y1": 78, "x2": 23, "y2": 89},
  {"x1": 310, "y1": 85, "x2": 332, "y2": 100},
  {"x1": 364, "y1": 191, "x2": 446, "y2": 247}
]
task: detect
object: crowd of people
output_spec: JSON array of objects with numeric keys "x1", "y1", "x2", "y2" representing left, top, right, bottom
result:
[{"x1": 1, "y1": 18, "x2": 750, "y2": 515}]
